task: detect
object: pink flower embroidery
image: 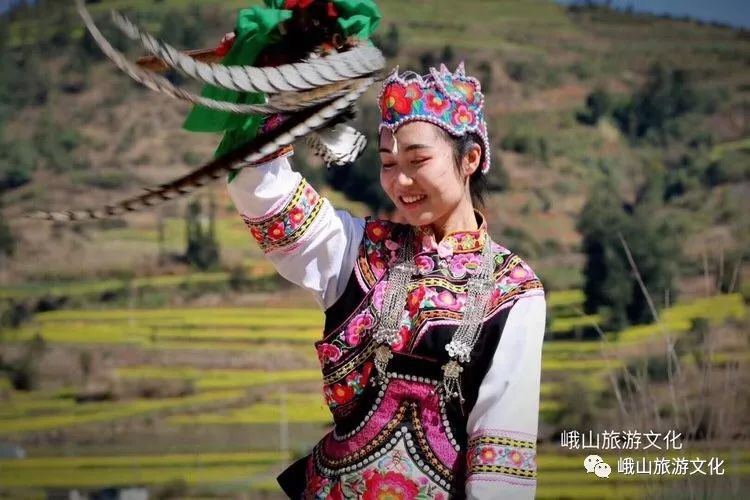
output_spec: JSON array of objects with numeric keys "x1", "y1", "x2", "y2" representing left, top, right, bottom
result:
[
  {"x1": 478, "y1": 446, "x2": 497, "y2": 464},
  {"x1": 424, "y1": 90, "x2": 450, "y2": 115},
  {"x1": 317, "y1": 343, "x2": 341, "y2": 365},
  {"x1": 404, "y1": 82, "x2": 423, "y2": 101},
  {"x1": 508, "y1": 263, "x2": 531, "y2": 284},
  {"x1": 345, "y1": 311, "x2": 374, "y2": 346},
  {"x1": 303, "y1": 185, "x2": 318, "y2": 204},
  {"x1": 509, "y1": 449, "x2": 524, "y2": 466},
  {"x1": 415, "y1": 255, "x2": 435, "y2": 274},
  {"x1": 362, "y1": 470, "x2": 420, "y2": 500},
  {"x1": 448, "y1": 253, "x2": 482, "y2": 279},
  {"x1": 452, "y1": 104, "x2": 475, "y2": 127},
  {"x1": 288, "y1": 206, "x2": 305, "y2": 229},
  {"x1": 433, "y1": 290, "x2": 466, "y2": 311},
  {"x1": 267, "y1": 221, "x2": 286, "y2": 241},
  {"x1": 373, "y1": 281, "x2": 387, "y2": 311}
]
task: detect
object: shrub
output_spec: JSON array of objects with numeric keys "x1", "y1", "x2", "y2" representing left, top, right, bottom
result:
[{"x1": 576, "y1": 86, "x2": 612, "y2": 125}]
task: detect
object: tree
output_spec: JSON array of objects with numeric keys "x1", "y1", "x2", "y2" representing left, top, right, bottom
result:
[
  {"x1": 578, "y1": 176, "x2": 680, "y2": 330},
  {"x1": 613, "y1": 62, "x2": 704, "y2": 143},
  {"x1": 623, "y1": 182, "x2": 680, "y2": 324},
  {"x1": 184, "y1": 196, "x2": 220, "y2": 270},
  {"x1": 578, "y1": 181, "x2": 632, "y2": 330}
]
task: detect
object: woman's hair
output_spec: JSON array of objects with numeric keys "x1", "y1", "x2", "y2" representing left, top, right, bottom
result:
[{"x1": 434, "y1": 127, "x2": 488, "y2": 207}]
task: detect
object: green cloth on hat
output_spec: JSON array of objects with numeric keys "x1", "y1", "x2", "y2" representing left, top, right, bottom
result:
[
  {"x1": 182, "y1": 0, "x2": 381, "y2": 160},
  {"x1": 182, "y1": 3, "x2": 291, "y2": 158}
]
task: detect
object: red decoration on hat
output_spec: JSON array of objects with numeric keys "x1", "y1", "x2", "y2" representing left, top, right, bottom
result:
[
  {"x1": 214, "y1": 33, "x2": 236, "y2": 57},
  {"x1": 327, "y1": 1, "x2": 338, "y2": 17},
  {"x1": 284, "y1": 0, "x2": 315, "y2": 9}
]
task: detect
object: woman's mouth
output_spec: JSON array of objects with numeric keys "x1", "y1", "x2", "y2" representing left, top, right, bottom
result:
[{"x1": 399, "y1": 194, "x2": 427, "y2": 207}]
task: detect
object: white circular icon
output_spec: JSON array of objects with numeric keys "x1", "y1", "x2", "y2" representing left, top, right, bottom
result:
[
  {"x1": 594, "y1": 462, "x2": 612, "y2": 478},
  {"x1": 584, "y1": 454, "x2": 603, "y2": 473}
]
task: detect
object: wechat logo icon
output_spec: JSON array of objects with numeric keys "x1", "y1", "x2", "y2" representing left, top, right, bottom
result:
[{"x1": 584, "y1": 454, "x2": 612, "y2": 478}]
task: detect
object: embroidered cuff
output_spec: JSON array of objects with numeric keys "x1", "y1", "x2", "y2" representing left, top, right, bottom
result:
[
  {"x1": 240, "y1": 176, "x2": 323, "y2": 253},
  {"x1": 467, "y1": 430, "x2": 537, "y2": 482}
]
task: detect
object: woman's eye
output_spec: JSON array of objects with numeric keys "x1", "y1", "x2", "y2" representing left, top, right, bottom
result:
[
  {"x1": 382, "y1": 163, "x2": 396, "y2": 169},
  {"x1": 411, "y1": 158, "x2": 428, "y2": 166}
]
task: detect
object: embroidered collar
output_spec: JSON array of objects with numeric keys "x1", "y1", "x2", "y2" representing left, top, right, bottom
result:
[{"x1": 416, "y1": 211, "x2": 488, "y2": 256}]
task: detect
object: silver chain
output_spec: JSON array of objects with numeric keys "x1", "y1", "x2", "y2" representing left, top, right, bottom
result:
[
  {"x1": 372, "y1": 228, "x2": 496, "y2": 404},
  {"x1": 445, "y1": 237, "x2": 495, "y2": 363}
]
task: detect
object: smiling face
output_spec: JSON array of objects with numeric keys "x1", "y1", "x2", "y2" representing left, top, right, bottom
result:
[{"x1": 379, "y1": 121, "x2": 480, "y2": 230}]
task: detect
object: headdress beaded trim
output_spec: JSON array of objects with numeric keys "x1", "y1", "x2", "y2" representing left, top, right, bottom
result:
[{"x1": 377, "y1": 62, "x2": 491, "y2": 174}]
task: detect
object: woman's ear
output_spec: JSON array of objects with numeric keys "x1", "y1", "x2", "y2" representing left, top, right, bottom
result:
[{"x1": 463, "y1": 143, "x2": 482, "y2": 177}]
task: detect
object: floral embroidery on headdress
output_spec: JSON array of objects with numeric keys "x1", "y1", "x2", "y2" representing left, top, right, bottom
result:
[{"x1": 377, "y1": 62, "x2": 492, "y2": 173}]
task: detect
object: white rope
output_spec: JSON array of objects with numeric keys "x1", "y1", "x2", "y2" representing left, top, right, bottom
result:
[{"x1": 110, "y1": 9, "x2": 385, "y2": 94}]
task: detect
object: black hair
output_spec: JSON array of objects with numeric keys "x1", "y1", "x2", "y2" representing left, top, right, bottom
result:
[{"x1": 434, "y1": 128, "x2": 488, "y2": 207}]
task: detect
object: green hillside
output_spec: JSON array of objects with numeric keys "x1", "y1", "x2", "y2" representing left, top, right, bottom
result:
[{"x1": 0, "y1": 1, "x2": 748, "y2": 498}]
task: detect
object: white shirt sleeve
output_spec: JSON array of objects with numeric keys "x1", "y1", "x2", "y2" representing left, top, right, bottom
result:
[
  {"x1": 226, "y1": 154, "x2": 365, "y2": 310},
  {"x1": 465, "y1": 294, "x2": 546, "y2": 499}
]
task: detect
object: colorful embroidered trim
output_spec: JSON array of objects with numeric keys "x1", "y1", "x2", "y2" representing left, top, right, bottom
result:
[
  {"x1": 378, "y1": 63, "x2": 491, "y2": 173},
  {"x1": 240, "y1": 177, "x2": 323, "y2": 253},
  {"x1": 355, "y1": 218, "x2": 397, "y2": 290},
  {"x1": 323, "y1": 361, "x2": 374, "y2": 409},
  {"x1": 467, "y1": 433, "x2": 537, "y2": 479}
]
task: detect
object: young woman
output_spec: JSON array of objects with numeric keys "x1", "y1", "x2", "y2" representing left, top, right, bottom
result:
[{"x1": 228, "y1": 63, "x2": 545, "y2": 499}]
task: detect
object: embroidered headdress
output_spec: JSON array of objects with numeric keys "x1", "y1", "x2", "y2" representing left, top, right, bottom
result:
[{"x1": 377, "y1": 62, "x2": 491, "y2": 173}]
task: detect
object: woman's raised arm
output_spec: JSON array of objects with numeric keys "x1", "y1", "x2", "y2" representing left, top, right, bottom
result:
[{"x1": 227, "y1": 152, "x2": 365, "y2": 310}]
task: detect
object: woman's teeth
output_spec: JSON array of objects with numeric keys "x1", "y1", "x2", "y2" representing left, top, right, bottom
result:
[{"x1": 400, "y1": 195, "x2": 426, "y2": 205}]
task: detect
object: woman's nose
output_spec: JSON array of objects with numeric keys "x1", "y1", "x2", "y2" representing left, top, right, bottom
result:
[{"x1": 397, "y1": 171, "x2": 413, "y2": 186}]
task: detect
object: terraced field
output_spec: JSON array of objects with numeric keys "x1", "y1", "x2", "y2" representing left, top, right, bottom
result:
[{"x1": 1, "y1": 288, "x2": 746, "y2": 497}]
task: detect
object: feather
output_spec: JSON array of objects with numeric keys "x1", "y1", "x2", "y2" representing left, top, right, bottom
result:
[{"x1": 26, "y1": 79, "x2": 373, "y2": 222}]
